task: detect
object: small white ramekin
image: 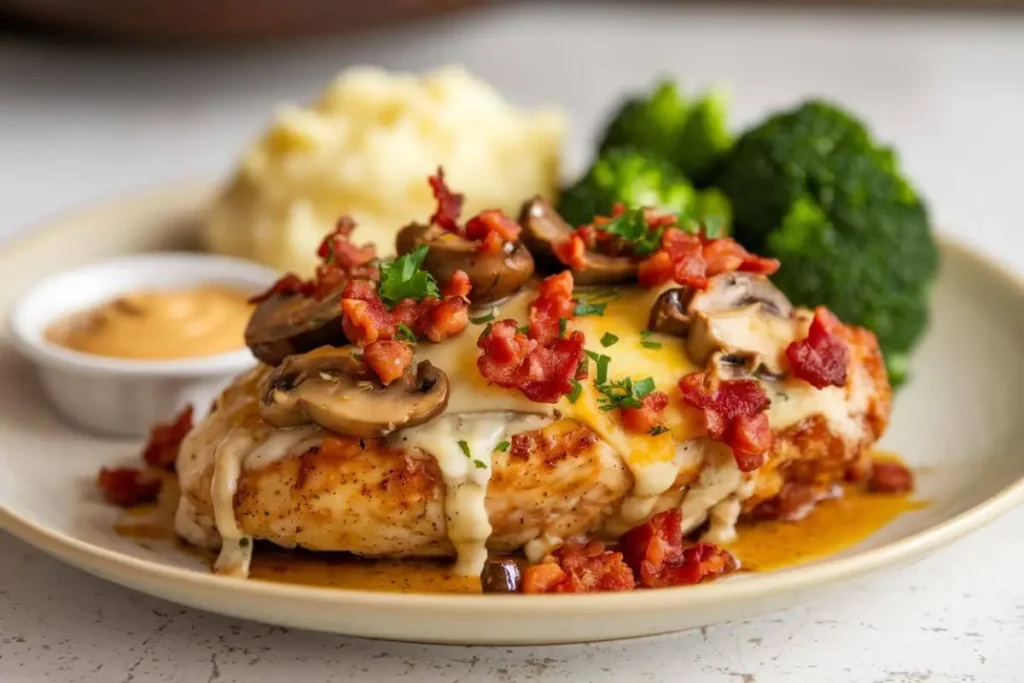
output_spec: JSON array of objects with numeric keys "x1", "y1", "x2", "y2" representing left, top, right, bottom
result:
[{"x1": 10, "y1": 252, "x2": 279, "y2": 437}]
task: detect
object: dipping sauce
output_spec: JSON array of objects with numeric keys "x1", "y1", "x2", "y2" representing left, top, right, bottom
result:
[{"x1": 46, "y1": 286, "x2": 252, "y2": 360}]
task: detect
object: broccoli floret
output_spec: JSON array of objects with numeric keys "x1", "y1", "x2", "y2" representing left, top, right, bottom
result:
[
  {"x1": 713, "y1": 100, "x2": 938, "y2": 384},
  {"x1": 598, "y1": 80, "x2": 732, "y2": 183},
  {"x1": 558, "y1": 148, "x2": 731, "y2": 231}
]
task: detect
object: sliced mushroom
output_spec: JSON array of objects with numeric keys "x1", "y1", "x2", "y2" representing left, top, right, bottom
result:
[
  {"x1": 648, "y1": 273, "x2": 794, "y2": 373},
  {"x1": 396, "y1": 223, "x2": 535, "y2": 305},
  {"x1": 260, "y1": 346, "x2": 450, "y2": 437},
  {"x1": 245, "y1": 290, "x2": 347, "y2": 366},
  {"x1": 518, "y1": 196, "x2": 637, "y2": 286}
]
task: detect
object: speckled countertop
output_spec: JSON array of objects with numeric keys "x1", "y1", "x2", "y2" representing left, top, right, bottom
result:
[{"x1": 1, "y1": 3, "x2": 1023, "y2": 681}]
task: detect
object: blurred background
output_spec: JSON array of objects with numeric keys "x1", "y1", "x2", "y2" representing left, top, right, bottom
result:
[{"x1": 1, "y1": 0, "x2": 1022, "y2": 261}]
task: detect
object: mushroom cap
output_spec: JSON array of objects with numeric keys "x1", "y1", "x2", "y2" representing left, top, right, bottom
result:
[
  {"x1": 396, "y1": 223, "x2": 535, "y2": 305},
  {"x1": 518, "y1": 196, "x2": 638, "y2": 286},
  {"x1": 260, "y1": 346, "x2": 450, "y2": 438},
  {"x1": 245, "y1": 290, "x2": 347, "y2": 366}
]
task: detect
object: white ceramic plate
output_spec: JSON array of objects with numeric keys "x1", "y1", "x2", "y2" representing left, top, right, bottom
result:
[{"x1": 2, "y1": 183, "x2": 1023, "y2": 645}]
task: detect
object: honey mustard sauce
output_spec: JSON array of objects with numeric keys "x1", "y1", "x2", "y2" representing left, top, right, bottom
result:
[{"x1": 46, "y1": 286, "x2": 252, "y2": 360}]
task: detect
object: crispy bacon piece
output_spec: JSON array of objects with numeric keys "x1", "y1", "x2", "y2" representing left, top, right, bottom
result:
[
  {"x1": 702, "y1": 237, "x2": 780, "y2": 277},
  {"x1": 428, "y1": 168, "x2": 464, "y2": 233},
  {"x1": 341, "y1": 280, "x2": 395, "y2": 345},
  {"x1": 418, "y1": 296, "x2": 469, "y2": 342},
  {"x1": 620, "y1": 391, "x2": 670, "y2": 434},
  {"x1": 522, "y1": 540, "x2": 635, "y2": 594},
  {"x1": 637, "y1": 250, "x2": 675, "y2": 288},
  {"x1": 142, "y1": 404, "x2": 193, "y2": 470},
  {"x1": 870, "y1": 460, "x2": 914, "y2": 494},
  {"x1": 465, "y1": 209, "x2": 522, "y2": 254},
  {"x1": 529, "y1": 271, "x2": 576, "y2": 345},
  {"x1": 248, "y1": 273, "x2": 311, "y2": 304},
  {"x1": 97, "y1": 467, "x2": 161, "y2": 508},
  {"x1": 678, "y1": 370, "x2": 773, "y2": 472},
  {"x1": 553, "y1": 233, "x2": 588, "y2": 271},
  {"x1": 442, "y1": 269, "x2": 472, "y2": 298},
  {"x1": 621, "y1": 509, "x2": 736, "y2": 588},
  {"x1": 317, "y1": 216, "x2": 377, "y2": 268},
  {"x1": 477, "y1": 321, "x2": 586, "y2": 403},
  {"x1": 786, "y1": 307, "x2": 849, "y2": 389},
  {"x1": 362, "y1": 340, "x2": 414, "y2": 385}
]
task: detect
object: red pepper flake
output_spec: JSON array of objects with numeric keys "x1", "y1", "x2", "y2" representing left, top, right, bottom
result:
[
  {"x1": 621, "y1": 509, "x2": 736, "y2": 588},
  {"x1": 786, "y1": 307, "x2": 849, "y2": 389},
  {"x1": 97, "y1": 467, "x2": 162, "y2": 508},
  {"x1": 869, "y1": 460, "x2": 914, "y2": 494},
  {"x1": 620, "y1": 391, "x2": 670, "y2": 434},
  {"x1": 678, "y1": 370, "x2": 773, "y2": 472},
  {"x1": 522, "y1": 540, "x2": 635, "y2": 594},
  {"x1": 141, "y1": 404, "x2": 193, "y2": 470},
  {"x1": 362, "y1": 340, "x2": 414, "y2": 386},
  {"x1": 428, "y1": 167, "x2": 464, "y2": 233}
]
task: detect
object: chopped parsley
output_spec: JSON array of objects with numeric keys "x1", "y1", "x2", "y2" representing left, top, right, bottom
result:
[
  {"x1": 378, "y1": 245, "x2": 439, "y2": 306},
  {"x1": 596, "y1": 376, "x2": 656, "y2": 411},
  {"x1": 600, "y1": 332, "x2": 619, "y2": 348},
  {"x1": 585, "y1": 350, "x2": 611, "y2": 384},
  {"x1": 567, "y1": 379, "x2": 583, "y2": 403},
  {"x1": 516, "y1": 323, "x2": 530, "y2": 335},
  {"x1": 458, "y1": 440, "x2": 471, "y2": 458},
  {"x1": 473, "y1": 459, "x2": 487, "y2": 470},
  {"x1": 558, "y1": 317, "x2": 568, "y2": 338},
  {"x1": 573, "y1": 296, "x2": 607, "y2": 317},
  {"x1": 469, "y1": 308, "x2": 497, "y2": 325},
  {"x1": 586, "y1": 287, "x2": 621, "y2": 301},
  {"x1": 649, "y1": 425, "x2": 669, "y2": 436},
  {"x1": 395, "y1": 323, "x2": 417, "y2": 342},
  {"x1": 640, "y1": 330, "x2": 662, "y2": 350},
  {"x1": 593, "y1": 208, "x2": 663, "y2": 256},
  {"x1": 494, "y1": 440, "x2": 510, "y2": 453},
  {"x1": 238, "y1": 537, "x2": 250, "y2": 548}
]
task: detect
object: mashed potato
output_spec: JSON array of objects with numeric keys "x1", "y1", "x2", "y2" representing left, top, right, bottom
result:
[{"x1": 205, "y1": 66, "x2": 566, "y2": 274}]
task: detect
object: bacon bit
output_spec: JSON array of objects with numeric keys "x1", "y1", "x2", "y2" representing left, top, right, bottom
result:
[
  {"x1": 142, "y1": 405, "x2": 193, "y2": 470},
  {"x1": 752, "y1": 481, "x2": 840, "y2": 521},
  {"x1": 621, "y1": 509, "x2": 736, "y2": 588},
  {"x1": 248, "y1": 273, "x2": 311, "y2": 304},
  {"x1": 477, "y1": 321, "x2": 585, "y2": 403},
  {"x1": 418, "y1": 296, "x2": 469, "y2": 342},
  {"x1": 786, "y1": 307, "x2": 849, "y2": 389},
  {"x1": 553, "y1": 233, "x2": 588, "y2": 271},
  {"x1": 678, "y1": 370, "x2": 773, "y2": 472},
  {"x1": 522, "y1": 540, "x2": 635, "y2": 594},
  {"x1": 317, "y1": 216, "x2": 377, "y2": 268},
  {"x1": 341, "y1": 280, "x2": 396, "y2": 345},
  {"x1": 442, "y1": 269, "x2": 472, "y2": 298},
  {"x1": 870, "y1": 460, "x2": 914, "y2": 494},
  {"x1": 97, "y1": 467, "x2": 161, "y2": 508},
  {"x1": 620, "y1": 391, "x2": 670, "y2": 434},
  {"x1": 637, "y1": 250, "x2": 675, "y2": 288},
  {"x1": 702, "y1": 237, "x2": 780, "y2": 277},
  {"x1": 428, "y1": 168, "x2": 464, "y2": 233},
  {"x1": 465, "y1": 209, "x2": 522, "y2": 254},
  {"x1": 529, "y1": 271, "x2": 576, "y2": 345},
  {"x1": 362, "y1": 340, "x2": 414, "y2": 385}
]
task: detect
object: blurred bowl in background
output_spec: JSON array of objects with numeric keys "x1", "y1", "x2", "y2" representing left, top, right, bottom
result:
[{"x1": 0, "y1": 0, "x2": 498, "y2": 42}]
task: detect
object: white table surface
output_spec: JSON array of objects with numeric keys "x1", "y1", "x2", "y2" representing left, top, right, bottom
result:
[{"x1": 1, "y1": 2, "x2": 1023, "y2": 681}]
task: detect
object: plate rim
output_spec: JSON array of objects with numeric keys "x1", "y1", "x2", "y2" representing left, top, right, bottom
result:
[{"x1": 2, "y1": 182, "x2": 1023, "y2": 620}]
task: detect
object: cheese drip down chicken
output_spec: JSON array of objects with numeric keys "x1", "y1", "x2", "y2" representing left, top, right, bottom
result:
[{"x1": 174, "y1": 173, "x2": 892, "y2": 592}]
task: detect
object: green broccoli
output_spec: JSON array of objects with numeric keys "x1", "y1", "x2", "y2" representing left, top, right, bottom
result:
[
  {"x1": 558, "y1": 147, "x2": 731, "y2": 232},
  {"x1": 713, "y1": 100, "x2": 938, "y2": 384},
  {"x1": 598, "y1": 80, "x2": 733, "y2": 182}
]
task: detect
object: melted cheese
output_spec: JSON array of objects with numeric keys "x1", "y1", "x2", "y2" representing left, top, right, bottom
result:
[{"x1": 391, "y1": 413, "x2": 548, "y2": 575}]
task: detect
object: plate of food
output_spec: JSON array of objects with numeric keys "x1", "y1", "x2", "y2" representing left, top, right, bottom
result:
[{"x1": 1, "y1": 67, "x2": 1022, "y2": 645}]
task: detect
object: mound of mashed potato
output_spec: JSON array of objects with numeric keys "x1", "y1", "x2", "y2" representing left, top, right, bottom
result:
[{"x1": 205, "y1": 66, "x2": 566, "y2": 274}]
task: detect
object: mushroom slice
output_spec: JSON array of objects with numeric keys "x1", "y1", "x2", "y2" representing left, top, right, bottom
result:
[
  {"x1": 260, "y1": 346, "x2": 450, "y2": 438},
  {"x1": 395, "y1": 223, "x2": 535, "y2": 305},
  {"x1": 245, "y1": 290, "x2": 347, "y2": 366},
  {"x1": 685, "y1": 273, "x2": 795, "y2": 374},
  {"x1": 518, "y1": 197, "x2": 637, "y2": 286}
]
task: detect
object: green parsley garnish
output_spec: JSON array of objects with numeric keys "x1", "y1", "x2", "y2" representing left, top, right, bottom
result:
[
  {"x1": 473, "y1": 459, "x2": 487, "y2": 470},
  {"x1": 494, "y1": 441, "x2": 510, "y2": 453},
  {"x1": 558, "y1": 317, "x2": 568, "y2": 338},
  {"x1": 469, "y1": 308, "x2": 497, "y2": 325},
  {"x1": 573, "y1": 296, "x2": 607, "y2": 317},
  {"x1": 649, "y1": 425, "x2": 669, "y2": 436},
  {"x1": 586, "y1": 287, "x2": 621, "y2": 302},
  {"x1": 596, "y1": 376, "x2": 656, "y2": 411},
  {"x1": 395, "y1": 323, "x2": 416, "y2": 342},
  {"x1": 585, "y1": 350, "x2": 611, "y2": 384},
  {"x1": 593, "y1": 208, "x2": 663, "y2": 256},
  {"x1": 640, "y1": 330, "x2": 662, "y2": 350},
  {"x1": 378, "y1": 245, "x2": 439, "y2": 306},
  {"x1": 600, "y1": 332, "x2": 619, "y2": 348},
  {"x1": 567, "y1": 379, "x2": 583, "y2": 404},
  {"x1": 458, "y1": 440, "x2": 471, "y2": 458},
  {"x1": 516, "y1": 323, "x2": 530, "y2": 335}
]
